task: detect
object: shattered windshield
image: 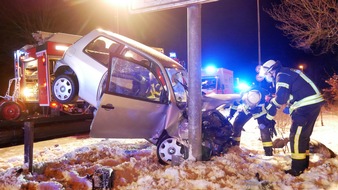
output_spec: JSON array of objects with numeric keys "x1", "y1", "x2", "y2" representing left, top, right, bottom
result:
[{"x1": 166, "y1": 68, "x2": 188, "y2": 105}]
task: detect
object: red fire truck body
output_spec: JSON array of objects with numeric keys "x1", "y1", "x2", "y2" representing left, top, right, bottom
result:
[{"x1": 0, "y1": 31, "x2": 85, "y2": 120}]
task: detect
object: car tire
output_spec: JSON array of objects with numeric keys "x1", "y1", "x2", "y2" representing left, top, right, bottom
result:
[
  {"x1": 52, "y1": 74, "x2": 78, "y2": 104},
  {"x1": 157, "y1": 136, "x2": 185, "y2": 165}
]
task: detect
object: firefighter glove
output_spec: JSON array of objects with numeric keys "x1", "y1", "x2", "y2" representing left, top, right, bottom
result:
[
  {"x1": 283, "y1": 106, "x2": 290, "y2": 114},
  {"x1": 227, "y1": 108, "x2": 236, "y2": 120}
]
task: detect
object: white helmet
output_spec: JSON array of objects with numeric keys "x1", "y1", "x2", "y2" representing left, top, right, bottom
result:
[
  {"x1": 242, "y1": 90, "x2": 261, "y2": 108},
  {"x1": 258, "y1": 60, "x2": 279, "y2": 83}
]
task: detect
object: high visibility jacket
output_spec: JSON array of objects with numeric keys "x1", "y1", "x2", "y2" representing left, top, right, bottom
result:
[{"x1": 266, "y1": 67, "x2": 324, "y2": 120}]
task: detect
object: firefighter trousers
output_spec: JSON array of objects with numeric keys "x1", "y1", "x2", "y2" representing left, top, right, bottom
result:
[
  {"x1": 233, "y1": 111, "x2": 273, "y2": 156},
  {"x1": 289, "y1": 102, "x2": 323, "y2": 172}
]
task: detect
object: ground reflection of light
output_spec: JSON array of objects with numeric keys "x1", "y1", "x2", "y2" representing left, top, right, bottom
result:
[{"x1": 311, "y1": 154, "x2": 320, "y2": 163}]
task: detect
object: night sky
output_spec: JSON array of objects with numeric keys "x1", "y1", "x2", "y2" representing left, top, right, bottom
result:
[{"x1": 0, "y1": 0, "x2": 337, "y2": 95}]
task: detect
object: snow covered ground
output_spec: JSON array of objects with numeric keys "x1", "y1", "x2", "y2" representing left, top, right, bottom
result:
[{"x1": 0, "y1": 107, "x2": 337, "y2": 190}]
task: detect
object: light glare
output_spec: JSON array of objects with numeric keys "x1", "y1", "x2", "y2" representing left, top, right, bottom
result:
[
  {"x1": 237, "y1": 82, "x2": 250, "y2": 92},
  {"x1": 103, "y1": 0, "x2": 130, "y2": 7},
  {"x1": 23, "y1": 87, "x2": 34, "y2": 97},
  {"x1": 205, "y1": 65, "x2": 217, "y2": 74},
  {"x1": 55, "y1": 45, "x2": 69, "y2": 51}
]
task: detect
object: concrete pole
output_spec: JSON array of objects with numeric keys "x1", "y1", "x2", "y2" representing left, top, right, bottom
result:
[{"x1": 187, "y1": 4, "x2": 202, "y2": 161}]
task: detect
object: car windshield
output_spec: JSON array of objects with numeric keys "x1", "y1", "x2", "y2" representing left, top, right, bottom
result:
[{"x1": 166, "y1": 68, "x2": 188, "y2": 104}]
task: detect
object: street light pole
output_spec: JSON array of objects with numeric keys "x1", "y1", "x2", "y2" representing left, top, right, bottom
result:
[
  {"x1": 257, "y1": 0, "x2": 261, "y2": 65},
  {"x1": 187, "y1": 3, "x2": 202, "y2": 162},
  {"x1": 115, "y1": 6, "x2": 120, "y2": 33}
]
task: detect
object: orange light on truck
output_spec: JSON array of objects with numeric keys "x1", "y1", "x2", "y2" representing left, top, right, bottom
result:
[{"x1": 50, "y1": 102, "x2": 59, "y2": 109}]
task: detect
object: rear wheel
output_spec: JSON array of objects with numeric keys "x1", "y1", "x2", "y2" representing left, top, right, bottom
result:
[
  {"x1": 52, "y1": 74, "x2": 78, "y2": 104},
  {"x1": 157, "y1": 136, "x2": 185, "y2": 165},
  {"x1": 0, "y1": 101, "x2": 22, "y2": 120}
]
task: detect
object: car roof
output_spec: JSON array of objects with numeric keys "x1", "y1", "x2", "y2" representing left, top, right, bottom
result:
[{"x1": 88, "y1": 29, "x2": 185, "y2": 70}]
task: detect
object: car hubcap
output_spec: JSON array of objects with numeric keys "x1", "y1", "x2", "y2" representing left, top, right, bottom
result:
[
  {"x1": 54, "y1": 78, "x2": 72, "y2": 100},
  {"x1": 158, "y1": 138, "x2": 183, "y2": 164},
  {"x1": 60, "y1": 86, "x2": 66, "y2": 93}
]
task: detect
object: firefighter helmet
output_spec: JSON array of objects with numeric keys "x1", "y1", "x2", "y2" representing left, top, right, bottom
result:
[
  {"x1": 259, "y1": 60, "x2": 280, "y2": 83},
  {"x1": 242, "y1": 89, "x2": 261, "y2": 108}
]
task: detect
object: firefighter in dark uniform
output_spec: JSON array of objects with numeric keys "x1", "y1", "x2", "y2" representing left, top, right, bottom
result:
[
  {"x1": 229, "y1": 86, "x2": 276, "y2": 156},
  {"x1": 259, "y1": 60, "x2": 324, "y2": 176}
]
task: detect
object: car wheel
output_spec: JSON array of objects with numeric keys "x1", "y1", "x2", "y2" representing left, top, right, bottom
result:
[
  {"x1": 157, "y1": 136, "x2": 185, "y2": 165},
  {"x1": 0, "y1": 101, "x2": 22, "y2": 120},
  {"x1": 52, "y1": 74, "x2": 78, "y2": 104}
]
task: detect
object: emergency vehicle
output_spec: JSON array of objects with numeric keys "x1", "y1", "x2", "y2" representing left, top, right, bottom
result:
[
  {"x1": 201, "y1": 67, "x2": 234, "y2": 94},
  {"x1": 0, "y1": 31, "x2": 91, "y2": 121}
]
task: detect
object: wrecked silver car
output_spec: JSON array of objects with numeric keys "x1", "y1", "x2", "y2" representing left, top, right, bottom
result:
[
  {"x1": 54, "y1": 29, "x2": 238, "y2": 164},
  {"x1": 88, "y1": 35, "x2": 238, "y2": 164}
]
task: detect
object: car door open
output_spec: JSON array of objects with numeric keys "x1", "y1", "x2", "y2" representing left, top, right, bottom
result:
[{"x1": 90, "y1": 53, "x2": 170, "y2": 138}]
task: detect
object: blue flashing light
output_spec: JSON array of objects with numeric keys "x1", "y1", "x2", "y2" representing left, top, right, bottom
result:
[
  {"x1": 205, "y1": 65, "x2": 217, "y2": 74},
  {"x1": 237, "y1": 82, "x2": 250, "y2": 92},
  {"x1": 169, "y1": 52, "x2": 177, "y2": 58}
]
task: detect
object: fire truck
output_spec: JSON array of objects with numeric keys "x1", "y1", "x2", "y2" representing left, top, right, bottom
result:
[
  {"x1": 0, "y1": 31, "x2": 91, "y2": 121},
  {"x1": 201, "y1": 67, "x2": 234, "y2": 95}
]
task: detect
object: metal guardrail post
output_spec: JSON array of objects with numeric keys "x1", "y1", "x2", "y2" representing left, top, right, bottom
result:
[{"x1": 24, "y1": 121, "x2": 34, "y2": 172}]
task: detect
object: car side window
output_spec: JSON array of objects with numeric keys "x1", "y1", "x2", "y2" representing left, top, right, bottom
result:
[
  {"x1": 108, "y1": 56, "x2": 165, "y2": 103},
  {"x1": 84, "y1": 36, "x2": 120, "y2": 66},
  {"x1": 123, "y1": 49, "x2": 146, "y2": 62}
]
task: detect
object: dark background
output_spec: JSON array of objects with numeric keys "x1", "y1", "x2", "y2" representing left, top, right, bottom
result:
[{"x1": 0, "y1": 0, "x2": 337, "y2": 96}]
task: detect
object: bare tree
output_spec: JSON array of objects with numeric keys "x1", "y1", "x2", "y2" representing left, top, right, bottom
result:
[
  {"x1": 0, "y1": 0, "x2": 75, "y2": 47},
  {"x1": 265, "y1": 0, "x2": 338, "y2": 55}
]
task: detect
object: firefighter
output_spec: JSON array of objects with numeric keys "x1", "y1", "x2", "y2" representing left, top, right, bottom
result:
[
  {"x1": 259, "y1": 60, "x2": 325, "y2": 176},
  {"x1": 228, "y1": 86, "x2": 276, "y2": 157}
]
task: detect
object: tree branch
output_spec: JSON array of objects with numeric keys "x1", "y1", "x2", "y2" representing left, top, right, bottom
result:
[{"x1": 265, "y1": 0, "x2": 338, "y2": 55}]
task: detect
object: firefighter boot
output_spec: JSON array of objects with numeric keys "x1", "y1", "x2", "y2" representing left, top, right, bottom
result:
[
  {"x1": 233, "y1": 140, "x2": 240, "y2": 146},
  {"x1": 305, "y1": 155, "x2": 310, "y2": 168},
  {"x1": 264, "y1": 147, "x2": 273, "y2": 156},
  {"x1": 285, "y1": 159, "x2": 307, "y2": 176},
  {"x1": 232, "y1": 137, "x2": 240, "y2": 146}
]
